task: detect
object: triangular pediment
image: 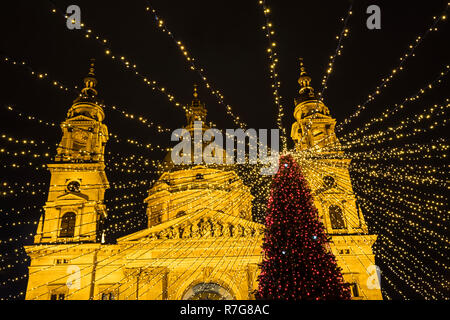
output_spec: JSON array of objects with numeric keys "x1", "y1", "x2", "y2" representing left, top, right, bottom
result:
[
  {"x1": 56, "y1": 192, "x2": 89, "y2": 201},
  {"x1": 117, "y1": 210, "x2": 263, "y2": 242}
]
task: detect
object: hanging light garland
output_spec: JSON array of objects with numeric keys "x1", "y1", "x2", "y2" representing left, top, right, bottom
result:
[
  {"x1": 319, "y1": 1, "x2": 354, "y2": 100},
  {"x1": 257, "y1": 0, "x2": 287, "y2": 150},
  {"x1": 143, "y1": 1, "x2": 247, "y2": 128},
  {"x1": 337, "y1": 5, "x2": 449, "y2": 131}
]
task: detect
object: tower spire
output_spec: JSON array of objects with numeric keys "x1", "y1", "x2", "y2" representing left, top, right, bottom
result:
[
  {"x1": 291, "y1": 58, "x2": 333, "y2": 150},
  {"x1": 295, "y1": 57, "x2": 318, "y2": 104},
  {"x1": 193, "y1": 83, "x2": 199, "y2": 100},
  {"x1": 186, "y1": 84, "x2": 207, "y2": 127},
  {"x1": 78, "y1": 58, "x2": 98, "y2": 101},
  {"x1": 34, "y1": 58, "x2": 109, "y2": 245},
  {"x1": 60, "y1": 58, "x2": 107, "y2": 162},
  {"x1": 298, "y1": 58, "x2": 313, "y2": 95}
]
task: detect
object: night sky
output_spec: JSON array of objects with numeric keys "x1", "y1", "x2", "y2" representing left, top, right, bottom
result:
[{"x1": 0, "y1": 0, "x2": 448, "y2": 300}]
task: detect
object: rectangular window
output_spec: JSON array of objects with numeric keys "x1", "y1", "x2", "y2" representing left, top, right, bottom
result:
[
  {"x1": 101, "y1": 292, "x2": 116, "y2": 300},
  {"x1": 150, "y1": 204, "x2": 163, "y2": 225},
  {"x1": 50, "y1": 293, "x2": 65, "y2": 300},
  {"x1": 349, "y1": 283, "x2": 359, "y2": 297},
  {"x1": 55, "y1": 259, "x2": 69, "y2": 264},
  {"x1": 329, "y1": 205, "x2": 346, "y2": 230}
]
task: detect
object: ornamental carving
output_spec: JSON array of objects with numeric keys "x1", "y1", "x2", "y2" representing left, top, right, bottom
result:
[{"x1": 148, "y1": 218, "x2": 261, "y2": 240}]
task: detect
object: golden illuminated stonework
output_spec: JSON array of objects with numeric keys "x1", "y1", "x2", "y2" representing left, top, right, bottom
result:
[
  {"x1": 290, "y1": 59, "x2": 382, "y2": 300},
  {"x1": 25, "y1": 83, "x2": 263, "y2": 300},
  {"x1": 25, "y1": 63, "x2": 381, "y2": 300}
]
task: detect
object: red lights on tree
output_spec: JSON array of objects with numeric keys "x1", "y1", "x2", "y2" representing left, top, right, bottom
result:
[{"x1": 256, "y1": 155, "x2": 351, "y2": 300}]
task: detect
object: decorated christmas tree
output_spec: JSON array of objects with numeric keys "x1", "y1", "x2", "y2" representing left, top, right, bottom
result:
[{"x1": 256, "y1": 155, "x2": 351, "y2": 300}]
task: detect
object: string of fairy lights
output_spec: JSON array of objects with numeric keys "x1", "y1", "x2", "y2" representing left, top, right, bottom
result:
[
  {"x1": 0, "y1": 54, "x2": 173, "y2": 134},
  {"x1": 295, "y1": 158, "x2": 448, "y2": 300},
  {"x1": 2, "y1": 92, "x2": 446, "y2": 298},
  {"x1": 311, "y1": 65, "x2": 449, "y2": 156},
  {"x1": 299, "y1": 4, "x2": 448, "y2": 154},
  {"x1": 319, "y1": 1, "x2": 353, "y2": 100},
  {"x1": 341, "y1": 66, "x2": 449, "y2": 144},
  {"x1": 48, "y1": 0, "x2": 219, "y2": 120},
  {"x1": 20, "y1": 184, "x2": 253, "y2": 299},
  {"x1": 293, "y1": 1, "x2": 354, "y2": 152},
  {"x1": 3, "y1": 103, "x2": 170, "y2": 154},
  {"x1": 336, "y1": 6, "x2": 448, "y2": 132},
  {"x1": 71, "y1": 189, "x2": 255, "y2": 301},
  {"x1": 1, "y1": 53, "x2": 255, "y2": 157},
  {"x1": 0, "y1": 38, "x2": 160, "y2": 294},
  {"x1": 0, "y1": 1, "x2": 448, "y2": 301},
  {"x1": 142, "y1": 1, "x2": 247, "y2": 129},
  {"x1": 257, "y1": 0, "x2": 287, "y2": 151}
]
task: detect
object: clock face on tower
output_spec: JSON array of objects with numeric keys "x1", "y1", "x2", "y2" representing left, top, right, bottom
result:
[
  {"x1": 67, "y1": 180, "x2": 81, "y2": 193},
  {"x1": 72, "y1": 130, "x2": 89, "y2": 142},
  {"x1": 323, "y1": 175, "x2": 336, "y2": 189}
]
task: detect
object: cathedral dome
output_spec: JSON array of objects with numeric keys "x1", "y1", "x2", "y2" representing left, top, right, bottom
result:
[
  {"x1": 160, "y1": 85, "x2": 231, "y2": 173},
  {"x1": 67, "y1": 103, "x2": 105, "y2": 121},
  {"x1": 294, "y1": 99, "x2": 330, "y2": 122}
]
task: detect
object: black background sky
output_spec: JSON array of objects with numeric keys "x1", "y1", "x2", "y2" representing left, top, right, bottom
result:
[
  {"x1": 1, "y1": 0, "x2": 448, "y2": 137},
  {"x1": 0, "y1": 0, "x2": 448, "y2": 300}
]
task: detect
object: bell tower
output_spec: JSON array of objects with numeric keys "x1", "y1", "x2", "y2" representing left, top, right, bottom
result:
[
  {"x1": 34, "y1": 60, "x2": 109, "y2": 244},
  {"x1": 291, "y1": 58, "x2": 340, "y2": 151},
  {"x1": 291, "y1": 58, "x2": 382, "y2": 300}
]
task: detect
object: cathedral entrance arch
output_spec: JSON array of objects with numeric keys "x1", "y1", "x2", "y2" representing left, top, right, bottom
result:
[{"x1": 182, "y1": 282, "x2": 234, "y2": 300}]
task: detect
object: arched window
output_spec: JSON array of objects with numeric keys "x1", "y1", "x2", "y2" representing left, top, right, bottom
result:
[
  {"x1": 60, "y1": 212, "x2": 76, "y2": 237},
  {"x1": 182, "y1": 283, "x2": 234, "y2": 300},
  {"x1": 329, "y1": 205, "x2": 345, "y2": 230}
]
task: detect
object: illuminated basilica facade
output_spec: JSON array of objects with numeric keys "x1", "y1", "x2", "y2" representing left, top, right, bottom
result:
[{"x1": 24, "y1": 61, "x2": 382, "y2": 300}]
